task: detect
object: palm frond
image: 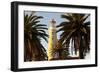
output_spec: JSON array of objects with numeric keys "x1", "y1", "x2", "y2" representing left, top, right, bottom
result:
[
  {"x1": 57, "y1": 13, "x2": 90, "y2": 59},
  {"x1": 57, "y1": 22, "x2": 70, "y2": 27},
  {"x1": 61, "y1": 15, "x2": 73, "y2": 21}
]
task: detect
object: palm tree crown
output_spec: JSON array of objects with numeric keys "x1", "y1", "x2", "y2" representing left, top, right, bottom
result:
[
  {"x1": 24, "y1": 12, "x2": 48, "y2": 61},
  {"x1": 57, "y1": 13, "x2": 90, "y2": 59}
]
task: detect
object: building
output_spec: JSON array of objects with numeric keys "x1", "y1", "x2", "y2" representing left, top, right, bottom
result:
[{"x1": 47, "y1": 19, "x2": 59, "y2": 60}]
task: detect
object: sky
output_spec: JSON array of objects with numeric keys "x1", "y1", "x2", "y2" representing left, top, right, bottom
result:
[
  {"x1": 24, "y1": 11, "x2": 90, "y2": 54},
  {"x1": 25, "y1": 11, "x2": 67, "y2": 50},
  {"x1": 34, "y1": 11, "x2": 67, "y2": 50}
]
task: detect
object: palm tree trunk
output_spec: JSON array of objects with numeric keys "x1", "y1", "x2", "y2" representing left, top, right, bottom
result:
[
  {"x1": 79, "y1": 36, "x2": 84, "y2": 59},
  {"x1": 79, "y1": 49, "x2": 84, "y2": 59}
]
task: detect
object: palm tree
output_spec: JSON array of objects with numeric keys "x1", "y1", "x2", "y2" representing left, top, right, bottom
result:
[
  {"x1": 24, "y1": 12, "x2": 48, "y2": 61},
  {"x1": 57, "y1": 13, "x2": 90, "y2": 59}
]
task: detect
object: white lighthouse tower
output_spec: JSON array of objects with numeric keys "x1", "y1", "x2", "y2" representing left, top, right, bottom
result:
[{"x1": 47, "y1": 19, "x2": 58, "y2": 61}]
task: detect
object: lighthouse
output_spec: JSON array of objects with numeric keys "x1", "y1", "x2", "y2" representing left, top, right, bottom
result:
[{"x1": 47, "y1": 19, "x2": 59, "y2": 61}]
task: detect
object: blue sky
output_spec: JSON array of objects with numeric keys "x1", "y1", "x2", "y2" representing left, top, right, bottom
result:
[
  {"x1": 34, "y1": 11, "x2": 66, "y2": 39},
  {"x1": 34, "y1": 11, "x2": 65, "y2": 50},
  {"x1": 34, "y1": 11, "x2": 66, "y2": 27}
]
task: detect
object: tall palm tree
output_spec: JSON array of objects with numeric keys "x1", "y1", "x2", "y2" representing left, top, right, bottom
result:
[
  {"x1": 24, "y1": 12, "x2": 48, "y2": 61},
  {"x1": 57, "y1": 13, "x2": 90, "y2": 59}
]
